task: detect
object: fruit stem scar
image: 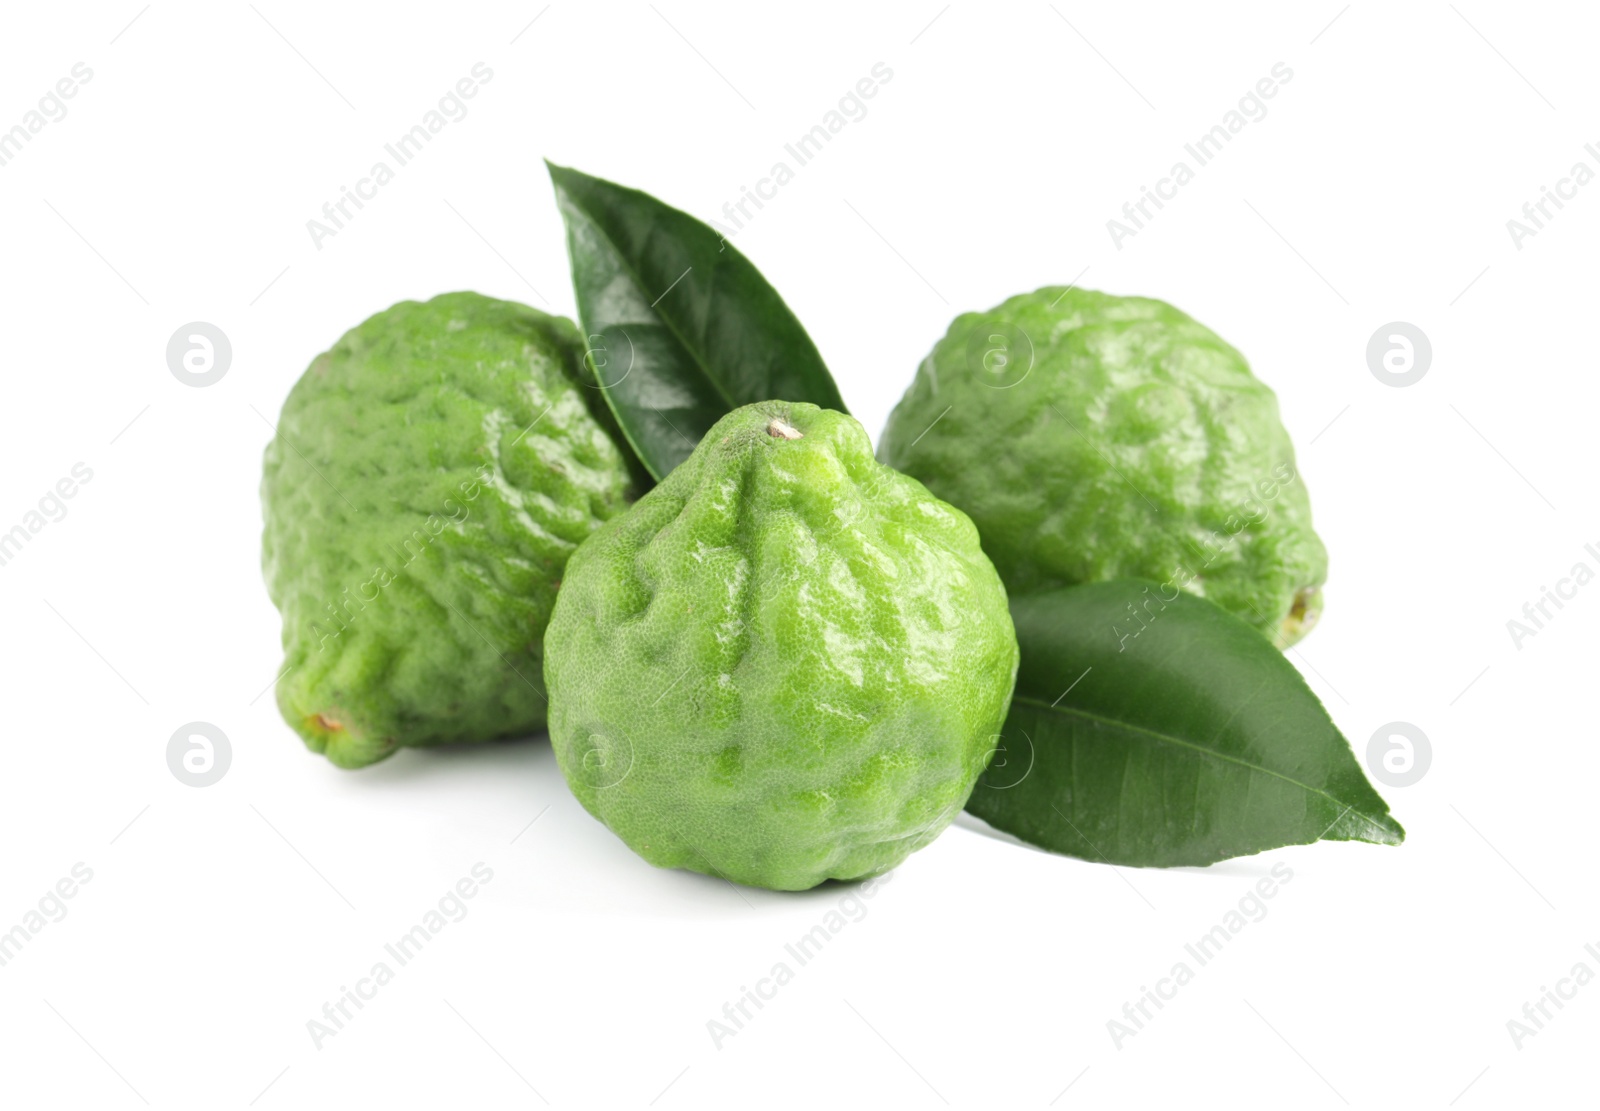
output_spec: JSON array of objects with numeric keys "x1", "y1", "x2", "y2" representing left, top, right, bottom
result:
[{"x1": 767, "y1": 417, "x2": 803, "y2": 440}]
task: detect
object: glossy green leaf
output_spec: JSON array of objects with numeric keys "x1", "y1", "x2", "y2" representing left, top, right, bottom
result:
[
  {"x1": 548, "y1": 162, "x2": 846, "y2": 482},
  {"x1": 966, "y1": 581, "x2": 1403, "y2": 867}
]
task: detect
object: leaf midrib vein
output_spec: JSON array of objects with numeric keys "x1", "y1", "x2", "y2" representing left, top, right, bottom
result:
[
  {"x1": 1010, "y1": 693, "x2": 1376, "y2": 821},
  {"x1": 587, "y1": 200, "x2": 740, "y2": 410}
]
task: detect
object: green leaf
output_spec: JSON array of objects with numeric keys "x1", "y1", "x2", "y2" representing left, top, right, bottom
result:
[
  {"x1": 966, "y1": 581, "x2": 1403, "y2": 867},
  {"x1": 547, "y1": 162, "x2": 847, "y2": 482}
]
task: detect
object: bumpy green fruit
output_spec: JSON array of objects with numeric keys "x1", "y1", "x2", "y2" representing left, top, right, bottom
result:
[
  {"x1": 878, "y1": 287, "x2": 1328, "y2": 647},
  {"x1": 262, "y1": 292, "x2": 635, "y2": 768},
  {"x1": 544, "y1": 401, "x2": 1018, "y2": 891}
]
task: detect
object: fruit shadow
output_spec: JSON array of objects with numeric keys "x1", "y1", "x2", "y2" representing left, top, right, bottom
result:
[
  {"x1": 342, "y1": 734, "x2": 871, "y2": 906},
  {"x1": 348, "y1": 731, "x2": 555, "y2": 785}
]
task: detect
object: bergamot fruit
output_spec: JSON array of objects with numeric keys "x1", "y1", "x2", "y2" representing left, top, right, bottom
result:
[
  {"x1": 878, "y1": 287, "x2": 1327, "y2": 647},
  {"x1": 261, "y1": 291, "x2": 635, "y2": 768},
  {"x1": 543, "y1": 401, "x2": 1018, "y2": 891}
]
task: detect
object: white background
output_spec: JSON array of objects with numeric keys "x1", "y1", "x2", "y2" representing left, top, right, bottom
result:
[{"x1": 0, "y1": 2, "x2": 1592, "y2": 1107}]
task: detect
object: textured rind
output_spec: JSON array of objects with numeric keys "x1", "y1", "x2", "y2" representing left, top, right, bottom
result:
[
  {"x1": 261, "y1": 291, "x2": 634, "y2": 767},
  {"x1": 543, "y1": 401, "x2": 1019, "y2": 891},
  {"x1": 878, "y1": 287, "x2": 1328, "y2": 645}
]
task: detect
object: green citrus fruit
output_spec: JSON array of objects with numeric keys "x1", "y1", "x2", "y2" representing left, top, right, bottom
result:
[
  {"x1": 261, "y1": 291, "x2": 635, "y2": 768},
  {"x1": 543, "y1": 401, "x2": 1018, "y2": 890},
  {"x1": 878, "y1": 287, "x2": 1327, "y2": 648}
]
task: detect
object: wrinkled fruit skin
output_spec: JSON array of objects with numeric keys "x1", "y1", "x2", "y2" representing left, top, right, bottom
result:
[
  {"x1": 262, "y1": 292, "x2": 635, "y2": 768},
  {"x1": 878, "y1": 287, "x2": 1328, "y2": 648},
  {"x1": 544, "y1": 401, "x2": 1019, "y2": 891}
]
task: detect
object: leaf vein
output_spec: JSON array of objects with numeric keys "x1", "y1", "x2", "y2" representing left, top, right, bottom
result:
[{"x1": 1010, "y1": 694, "x2": 1379, "y2": 822}]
